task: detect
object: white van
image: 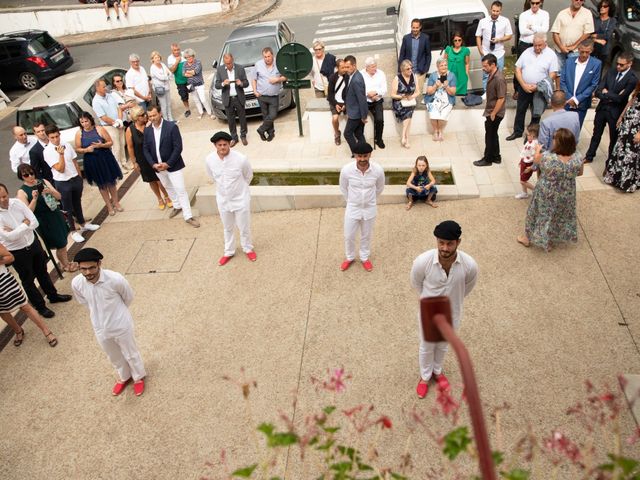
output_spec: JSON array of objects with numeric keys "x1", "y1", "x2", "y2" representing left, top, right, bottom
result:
[{"x1": 387, "y1": 0, "x2": 489, "y2": 94}]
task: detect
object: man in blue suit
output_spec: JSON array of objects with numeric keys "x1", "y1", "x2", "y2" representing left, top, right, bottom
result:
[
  {"x1": 343, "y1": 55, "x2": 369, "y2": 155},
  {"x1": 560, "y1": 39, "x2": 601, "y2": 127},
  {"x1": 399, "y1": 19, "x2": 431, "y2": 99},
  {"x1": 143, "y1": 105, "x2": 200, "y2": 227}
]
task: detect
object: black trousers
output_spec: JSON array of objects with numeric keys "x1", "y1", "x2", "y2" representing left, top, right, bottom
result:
[
  {"x1": 585, "y1": 107, "x2": 619, "y2": 161},
  {"x1": 55, "y1": 175, "x2": 85, "y2": 230},
  {"x1": 483, "y1": 115, "x2": 503, "y2": 162},
  {"x1": 226, "y1": 96, "x2": 248, "y2": 140},
  {"x1": 10, "y1": 238, "x2": 57, "y2": 311},
  {"x1": 367, "y1": 100, "x2": 384, "y2": 142},
  {"x1": 257, "y1": 95, "x2": 278, "y2": 137},
  {"x1": 513, "y1": 89, "x2": 541, "y2": 137},
  {"x1": 344, "y1": 117, "x2": 365, "y2": 153}
]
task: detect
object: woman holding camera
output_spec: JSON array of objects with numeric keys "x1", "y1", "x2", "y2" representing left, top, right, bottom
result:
[
  {"x1": 16, "y1": 164, "x2": 76, "y2": 272},
  {"x1": 424, "y1": 58, "x2": 457, "y2": 142}
]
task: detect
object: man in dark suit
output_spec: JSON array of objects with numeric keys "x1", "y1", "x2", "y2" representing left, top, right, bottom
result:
[
  {"x1": 143, "y1": 105, "x2": 199, "y2": 227},
  {"x1": 584, "y1": 51, "x2": 637, "y2": 163},
  {"x1": 398, "y1": 18, "x2": 431, "y2": 99},
  {"x1": 29, "y1": 121, "x2": 53, "y2": 183},
  {"x1": 214, "y1": 53, "x2": 249, "y2": 147},
  {"x1": 343, "y1": 55, "x2": 368, "y2": 155},
  {"x1": 560, "y1": 39, "x2": 601, "y2": 127}
]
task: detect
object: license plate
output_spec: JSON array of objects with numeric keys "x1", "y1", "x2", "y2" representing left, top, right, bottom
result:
[
  {"x1": 245, "y1": 99, "x2": 259, "y2": 109},
  {"x1": 51, "y1": 51, "x2": 64, "y2": 63}
]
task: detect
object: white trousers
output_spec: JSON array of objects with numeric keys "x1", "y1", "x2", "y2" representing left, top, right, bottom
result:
[
  {"x1": 220, "y1": 208, "x2": 253, "y2": 256},
  {"x1": 97, "y1": 328, "x2": 146, "y2": 382},
  {"x1": 192, "y1": 84, "x2": 211, "y2": 115},
  {"x1": 104, "y1": 125, "x2": 127, "y2": 167},
  {"x1": 156, "y1": 168, "x2": 192, "y2": 220},
  {"x1": 156, "y1": 90, "x2": 173, "y2": 121},
  {"x1": 344, "y1": 216, "x2": 375, "y2": 261},
  {"x1": 417, "y1": 313, "x2": 449, "y2": 381}
]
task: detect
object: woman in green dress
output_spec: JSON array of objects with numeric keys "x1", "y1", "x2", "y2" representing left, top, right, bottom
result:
[
  {"x1": 16, "y1": 164, "x2": 77, "y2": 272},
  {"x1": 443, "y1": 32, "x2": 470, "y2": 96},
  {"x1": 517, "y1": 128, "x2": 584, "y2": 252}
]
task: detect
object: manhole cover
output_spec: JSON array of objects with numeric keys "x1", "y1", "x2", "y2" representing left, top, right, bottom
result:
[{"x1": 126, "y1": 238, "x2": 195, "y2": 274}]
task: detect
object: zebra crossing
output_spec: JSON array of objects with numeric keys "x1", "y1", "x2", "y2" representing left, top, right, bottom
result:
[{"x1": 312, "y1": 8, "x2": 396, "y2": 54}]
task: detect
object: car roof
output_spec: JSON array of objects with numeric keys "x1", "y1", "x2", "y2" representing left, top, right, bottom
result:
[
  {"x1": 0, "y1": 30, "x2": 47, "y2": 42},
  {"x1": 19, "y1": 66, "x2": 124, "y2": 109},
  {"x1": 404, "y1": 0, "x2": 488, "y2": 17},
  {"x1": 225, "y1": 21, "x2": 282, "y2": 42}
]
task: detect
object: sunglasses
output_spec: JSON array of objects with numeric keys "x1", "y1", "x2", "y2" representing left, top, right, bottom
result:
[
  {"x1": 531, "y1": 1, "x2": 541, "y2": 4},
  {"x1": 617, "y1": 62, "x2": 627, "y2": 67},
  {"x1": 453, "y1": 38, "x2": 463, "y2": 42},
  {"x1": 314, "y1": 47, "x2": 324, "y2": 51},
  {"x1": 23, "y1": 172, "x2": 35, "y2": 177}
]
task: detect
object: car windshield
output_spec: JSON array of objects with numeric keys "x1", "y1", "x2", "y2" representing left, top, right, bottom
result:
[
  {"x1": 623, "y1": 0, "x2": 640, "y2": 22},
  {"x1": 221, "y1": 36, "x2": 278, "y2": 66},
  {"x1": 27, "y1": 32, "x2": 59, "y2": 55},
  {"x1": 18, "y1": 104, "x2": 78, "y2": 134}
]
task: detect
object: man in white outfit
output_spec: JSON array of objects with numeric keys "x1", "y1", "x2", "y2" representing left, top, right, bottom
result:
[
  {"x1": 9, "y1": 126, "x2": 35, "y2": 173},
  {"x1": 410, "y1": 220, "x2": 478, "y2": 399},
  {"x1": 339, "y1": 142, "x2": 385, "y2": 272},
  {"x1": 72, "y1": 248, "x2": 146, "y2": 397},
  {"x1": 205, "y1": 131, "x2": 256, "y2": 266}
]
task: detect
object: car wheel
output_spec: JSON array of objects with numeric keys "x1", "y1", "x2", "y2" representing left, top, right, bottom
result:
[{"x1": 19, "y1": 72, "x2": 40, "y2": 90}]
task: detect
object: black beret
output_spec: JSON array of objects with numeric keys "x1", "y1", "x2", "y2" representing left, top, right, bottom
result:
[
  {"x1": 433, "y1": 220, "x2": 462, "y2": 240},
  {"x1": 210, "y1": 131, "x2": 233, "y2": 143},
  {"x1": 352, "y1": 142, "x2": 373, "y2": 154},
  {"x1": 74, "y1": 248, "x2": 104, "y2": 263}
]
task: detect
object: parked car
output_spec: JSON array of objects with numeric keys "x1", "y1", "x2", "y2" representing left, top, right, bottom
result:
[
  {"x1": 209, "y1": 20, "x2": 295, "y2": 120},
  {"x1": 0, "y1": 30, "x2": 73, "y2": 90},
  {"x1": 386, "y1": 0, "x2": 488, "y2": 94},
  {"x1": 586, "y1": 0, "x2": 640, "y2": 74},
  {"x1": 16, "y1": 66, "x2": 127, "y2": 166}
]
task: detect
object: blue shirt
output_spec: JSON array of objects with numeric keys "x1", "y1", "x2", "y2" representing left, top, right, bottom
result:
[
  {"x1": 92, "y1": 92, "x2": 121, "y2": 126},
  {"x1": 411, "y1": 37, "x2": 419, "y2": 70},
  {"x1": 253, "y1": 59, "x2": 283, "y2": 96},
  {"x1": 538, "y1": 110, "x2": 581, "y2": 151}
]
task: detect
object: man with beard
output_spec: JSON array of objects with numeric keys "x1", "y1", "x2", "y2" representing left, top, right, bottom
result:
[{"x1": 410, "y1": 220, "x2": 478, "y2": 399}]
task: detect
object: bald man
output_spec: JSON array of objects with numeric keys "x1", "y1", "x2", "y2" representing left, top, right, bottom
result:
[{"x1": 9, "y1": 127, "x2": 35, "y2": 173}]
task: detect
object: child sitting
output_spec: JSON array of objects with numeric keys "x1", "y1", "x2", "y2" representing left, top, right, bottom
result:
[
  {"x1": 515, "y1": 123, "x2": 539, "y2": 199},
  {"x1": 405, "y1": 155, "x2": 438, "y2": 210}
]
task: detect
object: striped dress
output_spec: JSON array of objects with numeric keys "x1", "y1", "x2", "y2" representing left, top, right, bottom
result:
[{"x1": 0, "y1": 265, "x2": 28, "y2": 314}]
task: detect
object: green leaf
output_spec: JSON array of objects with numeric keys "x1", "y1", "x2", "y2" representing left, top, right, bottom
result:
[
  {"x1": 257, "y1": 423, "x2": 275, "y2": 436},
  {"x1": 390, "y1": 474, "x2": 409, "y2": 480},
  {"x1": 492, "y1": 451, "x2": 504, "y2": 466},
  {"x1": 601, "y1": 454, "x2": 640, "y2": 476},
  {"x1": 231, "y1": 464, "x2": 257, "y2": 478},
  {"x1": 500, "y1": 468, "x2": 531, "y2": 480},
  {"x1": 442, "y1": 426, "x2": 472, "y2": 460},
  {"x1": 322, "y1": 426, "x2": 340, "y2": 433},
  {"x1": 357, "y1": 462, "x2": 373, "y2": 471},
  {"x1": 316, "y1": 438, "x2": 336, "y2": 451},
  {"x1": 323, "y1": 405, "x2": 337, "y2": 415},
  {"x1": 330, "y1": 461, "x2": 353, "y2": 473},
  {"x1": 267, "y1": 432, "x2": 299, "y2": 447}
]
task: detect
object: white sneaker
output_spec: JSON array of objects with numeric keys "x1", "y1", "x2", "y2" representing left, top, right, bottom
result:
[
  {"x1": 515, "y1": 192, "x2": 529, "y2": 199},
  {"x1": 81, "y1": 223, "x2": 100, "y2": 231},
  {"x1": 71, "y1": 231, "x2": 85, "y2": 243}
]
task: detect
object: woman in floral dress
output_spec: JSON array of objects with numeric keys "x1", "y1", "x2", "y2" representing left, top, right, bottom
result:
[
  {"x1": 604, "y1": 83, "x2": 640, "y2": 192},
  {"x1": 517, "y1": 128, "x2": 584, "y2": 251}
]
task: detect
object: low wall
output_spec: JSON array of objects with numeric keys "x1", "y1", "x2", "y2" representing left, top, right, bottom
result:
[{"x1": 0, "y1": 2, "x2": 221, "y2": 38}]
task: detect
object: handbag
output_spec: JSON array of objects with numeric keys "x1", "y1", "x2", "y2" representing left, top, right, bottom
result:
[
  {"x1": 462, "y1": 94, "x2": 483, "y2": 107},
  {"x1": 155, "y1": 85, "x2": 166, "y2": 96},
  {"x1": 400, "y1": 98, "x2": 416, "y2": 107}
]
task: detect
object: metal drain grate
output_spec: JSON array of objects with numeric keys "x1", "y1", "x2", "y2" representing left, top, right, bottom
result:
[{"x1": 126, "y1": 238, "x2": 196, "y2": 274}]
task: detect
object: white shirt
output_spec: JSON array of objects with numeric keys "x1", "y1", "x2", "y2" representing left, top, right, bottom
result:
[
  {"x1": 475, "y1": 16, "x2": 513, "y2": 60},
  {"x1": 9, "y1": 138, "x2": 36, "y2": 173},
  {"x1": 516, "y1": 46, "x2": 558, "y2": 84},
  {"x1": 360, "y1": 68, "x2": 388, "y2": 103},
  {"x1": 152, "y1": 119, "x2": 163, "y2": 163},
  {"x1": 225, "y1": 67, "x2": 237, "y2": 97},
  {"x1": 310, "y1": 54, "x2": 327, "y2": 91},
  {"x1": 0, "y1": 198, "x2": 39, "y2": 250},
  {"x1": 167, "y1": 53, "x2": 184, "y2": 70},
  {"x1": 204, "y1": 149, "x2": 253, "y2": 212},
  {"x1": 43, "y1": 142, "x2": 79, "y2": 182},
  {"x1": 72, "y1": 269, "x2": 135, "y2": 340},
  {"x1": 125, "y1": 66, "x2": 150, "y2": 102},
  {"x1": 571, "y1": 57, "x2": 589, "y2": 105},
  {"x1": 339, "y1": 161, "x2": 385, "y2": 220},
  {"x1": 518, "y1": 8, "x2": 550, "y2": 44},
  {"x1": 410, "y1": 249, "x2": 478, "y2": 329}
]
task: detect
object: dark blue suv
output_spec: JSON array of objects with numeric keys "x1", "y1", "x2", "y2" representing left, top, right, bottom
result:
[{"x1": 0, "y1": 30, "x2": 74, "y2": 90}]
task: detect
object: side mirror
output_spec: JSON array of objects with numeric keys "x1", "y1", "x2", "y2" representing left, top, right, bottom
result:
[
  {"x1": 212, "y1": 60, "x2": 218, "y2": 69},
  {"x1": 386, "y1": 6, "x2": 398, "y2": 15}
]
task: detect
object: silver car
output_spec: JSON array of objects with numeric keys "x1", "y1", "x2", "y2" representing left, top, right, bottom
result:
[{"x1": 210, "y1": 20, "x2": 295, "y2": 120}]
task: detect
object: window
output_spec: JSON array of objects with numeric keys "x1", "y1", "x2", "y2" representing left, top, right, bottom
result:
[
  {"x1": 27, "y1": 33, "x2": 58, "y2": 55},
  {"x1": 83, "y1": 69, "x2": 126, "y2": 105},
  {"x1": 623, "y1": 0, "x2": 640, "y2": 21},
  {"x1": 222, "y1": 37, "x2": 278, "y2": 66},
  {"x1": 18, "y1": 103, "x2": 80, "y2": 134},
  {"x1": 421, "y1": 13, "x2": 484, "y2": 51},
  {"x1": 6, "y1": 43, "x2": 23, "y2": 59},
  {"x1": 0, "y1": 46, "x2": 8, "y2": 61}
]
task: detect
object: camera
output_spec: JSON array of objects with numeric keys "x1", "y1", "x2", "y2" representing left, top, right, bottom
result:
[
  {"x1": 36, "y1": 183, "x2": 44, "y2": 194},
  {"x1": 439, "y1": 75, "x2": 447, "y2": 83}
]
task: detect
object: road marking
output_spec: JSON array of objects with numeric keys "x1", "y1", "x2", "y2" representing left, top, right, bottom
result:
[
  {"x1": 318, "y1": 16, "x2": 382, "y2": 27},
  {"x1": 324, "y1": 38, "x2": 395, "y2": 51},
  {"x1": 316, "y1": 22, "x2": 392, "y2": 34},
  {"x1": 319, "y1": 30, "x2": 395, "y2": 43},
  {"x1": 321, "y1": 10, "x2": 382, "y2": 20}
]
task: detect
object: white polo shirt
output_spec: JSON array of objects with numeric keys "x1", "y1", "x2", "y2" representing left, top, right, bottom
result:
[
  {"x1": 516, "y1": 46, "x2": 559, "y2": 84},
  {"x1": 43, "y1": 142, "x2": 79, "y2": 182},
  {"x1": 9, "y1": 138, "x2": 36, "y2": 173}
]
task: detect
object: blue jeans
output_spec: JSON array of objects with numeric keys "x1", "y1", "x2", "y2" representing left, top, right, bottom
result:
[{"x1": 482, "y1": 55, "x2": 504, "y2": 93}]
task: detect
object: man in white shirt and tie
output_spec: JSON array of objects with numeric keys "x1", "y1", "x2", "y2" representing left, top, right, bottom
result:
[
  {"x1": 204, "y1": 131, "x2": 256, "y2": 266},
  {"x1": 9, "y1": 126, "x2": 35, "y2": 173},
  {"x1": 410, "y1": 220, "x2": 478, "y2": 399},
  {"x1": 339, "y1": 142, "x2": 385, "y2": 272},
  {"x1": 475, "y1": 1, "x2": 513, "y2": 94},
  {"x1": 72, "y1": 247, "x2": 146, "y2": 397}
]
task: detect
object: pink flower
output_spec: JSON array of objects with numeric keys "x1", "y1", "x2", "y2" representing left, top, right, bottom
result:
[{"x1": 377, "y1": 415, "x2": 393, "y2": 429}]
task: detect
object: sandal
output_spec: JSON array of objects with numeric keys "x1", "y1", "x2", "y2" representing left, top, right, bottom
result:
[
  {"x1": 517, "y1": 235, "x2": 530, "y2": 247},
  {"x1": 63, "y1": 262, "x2": 79, "y2": 273},
  {"x1": 334, "y1": 131, "x2": 341, "y2": 146},
  {"x1": 405, "y1": 200, "x2": 413, "y2": 210},
  {"x1": 14, "y1": 328, "x2": 25, "y2": 347},
  {"x1": 164, "y1": 198, "x2": 173, "y2": 209},
  {"x1": 45, "y1": 332, "x2": 58, "y2": 347},
  {"x1": 158, "y1": 201, "x2": 166, "y2": 211}
]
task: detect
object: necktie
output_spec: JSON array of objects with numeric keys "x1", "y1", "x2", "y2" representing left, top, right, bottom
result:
[
  {"x1": 616, "y1": 72, "x2": 622, "y2": 83},
  {"x1": 489, "y1": 20, "x2": 496, "y2": 51}
]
